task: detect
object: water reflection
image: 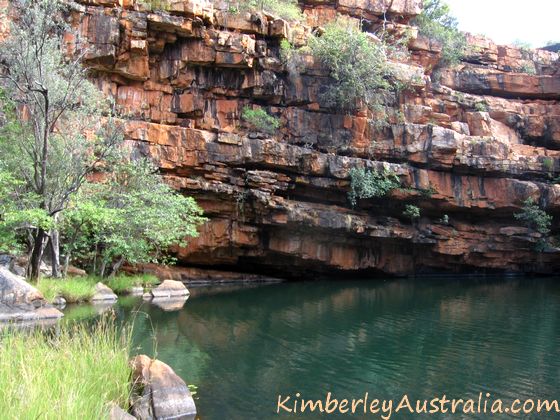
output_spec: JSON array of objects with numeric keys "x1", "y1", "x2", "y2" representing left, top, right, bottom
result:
[{"x1": 113, "y1": 278, "x2": 560, "y2": 419}]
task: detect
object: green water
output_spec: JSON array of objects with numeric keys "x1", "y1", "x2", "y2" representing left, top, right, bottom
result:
[{"x1": 71, "y1": 278, "x2": 560, "y2": 419}]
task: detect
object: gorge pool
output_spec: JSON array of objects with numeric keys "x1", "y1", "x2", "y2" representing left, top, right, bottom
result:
[{"x1": 66, "y1": 277, "x2": 560, "y2": 419}]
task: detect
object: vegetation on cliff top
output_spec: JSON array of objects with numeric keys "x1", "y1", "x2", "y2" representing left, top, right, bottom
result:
[
  {"x1": 0, "y1": 318, "x2": 131, "y2": 418},
  {"x1": 227, "y1": 0, "x2": 303, "y2": 21},
  {"x1": 0, "y1": 0, "x2": 206, "y2": 280},
  {"x1": 415, "y1": 0, "x2": 466, "y2": 69}
]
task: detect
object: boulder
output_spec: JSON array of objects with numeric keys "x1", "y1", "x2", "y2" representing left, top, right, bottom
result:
[
  {"x1": 130, "y1": 355, "x2": 196, "y2": 420},
  {"x1": 108, "y1": 403, "x2": 136, "y2": 420},
  {"x1": 0, "y1": 267, "x2": 63, "y2": 322},
  {"x1": 91, "y1": 282, "x2": 118, "y2": 301},
  {"x1": 145, "y1": 279, "x2": 190, "y2": 299}
]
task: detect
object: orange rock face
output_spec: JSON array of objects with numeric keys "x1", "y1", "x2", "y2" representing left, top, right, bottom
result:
[{"x1": 15, "y1": 0, "x2": 560, "y2": 278}]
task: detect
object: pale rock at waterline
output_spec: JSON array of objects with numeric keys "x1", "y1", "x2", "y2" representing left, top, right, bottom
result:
[
  {"x1": 91, "y1": 282, "x2": 118, "y2": 301},
  {"x1": 0, "y1": 267, "x2": 63, "y2": 322},
  {"x1": 131, "y1": 355, "x2": 196, "y2": 420},
  {"x1": 144, "y1": 279, "x2": 190, "y2": 299}
]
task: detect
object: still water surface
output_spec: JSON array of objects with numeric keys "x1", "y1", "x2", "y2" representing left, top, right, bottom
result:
[{"x1": 67, "y1": 277, "x2": 560, "y2": 419}]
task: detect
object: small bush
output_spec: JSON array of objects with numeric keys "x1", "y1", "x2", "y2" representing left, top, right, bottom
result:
[
  {"x1": 519, "y1": 62, "x2": 537, "y2": 75},
  {"x1": 308, "y1": 18, "x2": 391, "y2": 112},
  {"x1": 514, "y1": 198, "x2": 553, "y2": 251},
  {"x1": 227, "y1": 0, "x2": 303, "y2": 21},
  {"x1": 415, "y1": 0, "x2": 466, "y2": 69},
  {"x1": 0, "y1": 318, "x2": 131, "y2": 418},
  {"x1": 348, "y1": 167, "x2": 401, "y2": 206},
  {"x1": 403, "y1": 204, "x2": 421, "y2": 222},
  {"x1": 242, "y1": 106, "x2": 281, "y2": 134},
  {"x1": 474, "y1": 101, "x2": 489, "y2": 112}
]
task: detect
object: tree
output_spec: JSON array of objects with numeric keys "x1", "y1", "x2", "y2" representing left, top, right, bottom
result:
[
  {"x1": 514, "y1": 198, "x2": 553, "y2": 252},
  {"x1": 415, "y1": 0, "x2": 466, "y2": 69},
  {"x1": 309, "y1": 18, "x2": 392, "y2": 112},
  {"x1": 403, "y1": 204, "x2": 421, "y2": 224},
  {"x1": 0, "y1": 0, "x2": 121, "y2": 279},
  {"x1": 60, "y1": 159, "x2": 206, "y2": 277}
]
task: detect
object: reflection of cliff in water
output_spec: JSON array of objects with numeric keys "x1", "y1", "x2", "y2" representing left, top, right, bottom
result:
[{"x1": 127, "y1": 278, "x2": 560, "y2": 419}]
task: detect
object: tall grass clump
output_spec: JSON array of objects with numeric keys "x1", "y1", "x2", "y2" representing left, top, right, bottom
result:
[
  {"x1": 105, "y1": 273, "x2": 160, "y2": 294},
  {"x1": 37, "y1": 277, "x2": 97, "y2": 303},
  {"x1": 0, "y1": 318, "x2": 132, "y2": 419}
]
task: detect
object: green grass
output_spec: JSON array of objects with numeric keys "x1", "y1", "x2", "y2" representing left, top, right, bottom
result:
[
  {"x1": 37, "y1": 277, "x2": 97, "y2": 303},
  {"x1": 0, "y1": 318, "x2": 132, "y2": 419},
  {"x1": 38, "y1": 274, "x2": 160, "y2": 302},
  {"x1": 105, "y1": 273, "x2": 160, "y2": 294}
]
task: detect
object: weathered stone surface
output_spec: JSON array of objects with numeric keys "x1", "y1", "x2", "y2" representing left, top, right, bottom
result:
[
  {"x1": 131, "y1": 355, "x2": 196, "y2": 420},
  {"x1": 18, "y1": 0, "x2": 559, "y2": 277},
  {"x1": 147, "y1": 279, "x2": 190, "y2": 299},
  {"x1": 0, "y1": 268, "x2": 64, "y2": 322},
  {"x1": 91, "y1": 282, "x2": 118, "y2": 301},
  {"x1": 109, "y1": 403, "x2": 136, "y2": 420}
]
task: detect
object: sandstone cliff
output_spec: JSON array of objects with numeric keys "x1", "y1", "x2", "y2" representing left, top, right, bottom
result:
[{"x1": 30, "y1": 0, "x2": 560, "y2": 278}]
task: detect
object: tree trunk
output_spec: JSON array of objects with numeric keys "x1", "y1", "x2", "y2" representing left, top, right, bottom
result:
[
  {"x1": 50, "y1": 225, "x2": 61, "y2": 278},
  {"x1": 109, "y1": 257, "x2": 124, "y2": 278},
  {"x1": 63, "y1": 252, "x2": 71, "y2": 278},
  {"x1": 29, "y1": 228, "x2": 47, "y2": 281}
]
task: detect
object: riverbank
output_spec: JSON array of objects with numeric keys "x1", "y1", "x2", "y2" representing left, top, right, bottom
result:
[{"x1": 0, "y1": 319, "x2": 131, "y2": 418}]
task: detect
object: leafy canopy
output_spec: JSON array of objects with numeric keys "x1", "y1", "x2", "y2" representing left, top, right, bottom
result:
[
  {"x1": 309, "y1": 18, "x2": 392, "y2": 112},
  {"x1": 514, "y1": 198, "x2": 553, "y2": 252}
]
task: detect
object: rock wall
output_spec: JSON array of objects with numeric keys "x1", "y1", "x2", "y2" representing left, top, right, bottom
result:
[{"x1": 60, "y1": 0, "x2": 560, "y2": 277}]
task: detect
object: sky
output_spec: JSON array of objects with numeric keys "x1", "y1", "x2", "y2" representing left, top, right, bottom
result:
[{"x1": 444, "y1": 0, "x2": 560, "y2": 47}]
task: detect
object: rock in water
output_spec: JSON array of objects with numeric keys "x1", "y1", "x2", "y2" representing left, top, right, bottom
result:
[
  {"x1": 131, "y1": 355, "x2": 196, "y2": 420},
  {"x1": 91, "y1": 282, "x2": 118, "y2": 301},
  {"x1": 146, "y1": 280, "x2": 190, "y2": 299},
  {"x1": 0, "y1": 267, "x2": 63, "y2": 322}
]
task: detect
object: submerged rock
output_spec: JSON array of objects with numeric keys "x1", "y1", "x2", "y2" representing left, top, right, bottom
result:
[
  {"x1": 131, "y1": 355, "x2": 196, "y2": 420},
  {"x1": 144, "y1": 280, "x2": 190, "y2": 300},
  {"x1": 0, "y1": 267, "x2": 63, "y2": 322},
  {"x1": 91, "y1": 282, "x2": 117, "y2": 301}
]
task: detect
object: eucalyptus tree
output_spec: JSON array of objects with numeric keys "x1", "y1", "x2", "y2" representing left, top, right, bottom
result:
[{"x1": 0, "y1": 0, "x2": 122, "y2": 279}]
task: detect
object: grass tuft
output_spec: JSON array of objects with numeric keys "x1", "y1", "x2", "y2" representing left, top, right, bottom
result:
[
  {"x1": 37, "y1": 277, "x2": 97, "y2": 303},
  {"x1": 0, "y1": 318, "x2": 132, "y2": 419},
  {"x1": 105, "y1": 274, "x2": 160, "y2": 294}
]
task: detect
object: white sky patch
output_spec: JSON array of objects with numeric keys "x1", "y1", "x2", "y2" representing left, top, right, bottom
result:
[{"x1": 444, "y1": 0, "x2": 560, "y2": 47}]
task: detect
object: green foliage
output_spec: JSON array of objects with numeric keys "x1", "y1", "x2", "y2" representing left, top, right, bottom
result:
[
  {"x1": 242, "y1": 106, "x2": 281, "y2": 135},
  {"x1": 348, "y1": 167, "x2": 401, "y2": 206},
  {"x1": 60, "y1": 159, "x2": 206, "y2": 276},
  {"x1": 415, "y1": 0, "x2": 467, "y2": 69},
  {"x1": 308, "y1": 18, "x2": 391, "y2": 112},
  {"x1": 514, "y1": 198, "x2": 553, "y2": 251},
  {"x1": 403, "y1": 204, "x2": 421, "y2": 222},
  {"x1": 474, "y1": 101, "x2": 489, "y2": 112},
  {"x1": 0, "y1": 318, "x2": 131, "y2": 418},
  {"x1": 519, "y1": 62, "x2": 537, "y2": 75},
  {"x1": 543, "y1": 157, "x2": 554, "y2": 173},
  {"x1": 227, "y1": 0, "x2": 303, "y2": 21}
]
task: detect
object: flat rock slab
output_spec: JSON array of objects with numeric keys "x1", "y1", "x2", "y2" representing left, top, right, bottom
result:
[
  {"x1": 147, "y1": 279, "x2": 190, "y2": 299},
  {"x1": 91, "y1": 282, "x2": 118, "y2": 301},
  {"x1": 131, "y1": 355, "x2": 196, "y2": 420}
]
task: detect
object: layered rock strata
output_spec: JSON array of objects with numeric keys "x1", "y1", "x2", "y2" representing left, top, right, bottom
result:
[{"x1": 15, "y1": 0, "x2": 560, "y2": 277}]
